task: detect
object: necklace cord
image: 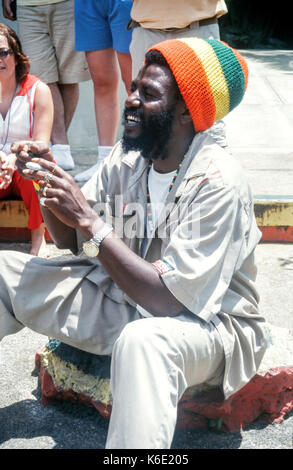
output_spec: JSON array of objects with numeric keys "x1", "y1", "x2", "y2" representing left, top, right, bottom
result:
[{"x1": 146, "y1": 155, "x2": 186, "y2": 233}]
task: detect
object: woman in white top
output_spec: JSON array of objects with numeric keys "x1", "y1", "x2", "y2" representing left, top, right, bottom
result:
[{"x1": 0, "y1": 23, "x2": 53, "y2": 255}]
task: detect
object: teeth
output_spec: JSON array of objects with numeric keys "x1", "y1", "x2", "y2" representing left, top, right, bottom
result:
[{"x1": 127, "y1": 115, "x2": 140, "y2": 123}]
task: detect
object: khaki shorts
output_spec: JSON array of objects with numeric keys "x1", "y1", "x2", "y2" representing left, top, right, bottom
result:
[
  {"x1": 130, "y1": 21, "x2": 220, "y2": 79},
  {"x1": 17, "y1": 0, "x2": 90, "y2": 84}
]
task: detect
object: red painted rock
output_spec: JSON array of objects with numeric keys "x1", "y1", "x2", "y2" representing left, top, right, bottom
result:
[{"x1": 36, "y1": 324, "x2": 293, "y2": 432}]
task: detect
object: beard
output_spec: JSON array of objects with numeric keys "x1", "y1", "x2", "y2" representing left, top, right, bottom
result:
[{"x1": 121, "y1": 106, "x2": 176, "y2": 161}]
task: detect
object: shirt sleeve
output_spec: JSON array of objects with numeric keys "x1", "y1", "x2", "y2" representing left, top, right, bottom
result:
[{"x1": 160, "y1": 182, "x2": 248, "y2": 322}]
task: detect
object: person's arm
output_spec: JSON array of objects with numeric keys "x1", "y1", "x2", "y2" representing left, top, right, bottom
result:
[
  {"x1": 90, "y1": 228, "x2": 185, "y2": 317},
  {"x1": 12, "y1": 86, "x2": 72, "y2": 248},
  {"x1": 2, "y1": 0, "x2": 16, "y2": 21},
  {"x1": 40, "y1": 206, "x2": 78, "y2": 253},
  {"x1": 22, "y1": 157, "x2": 185, "y2": 316},
  {"x1": 32, "y1": 81, "x2": 54, "y2": 145},
  {"x1": 0, "y1": 151, "x2": 15, "y2": 190}
]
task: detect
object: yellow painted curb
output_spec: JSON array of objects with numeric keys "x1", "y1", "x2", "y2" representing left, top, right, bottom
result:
[
  {"x1": 1, "y1": 198, "x2": 293, "y2": 230},
  {"x1": 0, "y1": 200, "x2": 29, "y2": 228},
  {"x1": 254, "y1": 198, "x2": 293, "y2": 227}
]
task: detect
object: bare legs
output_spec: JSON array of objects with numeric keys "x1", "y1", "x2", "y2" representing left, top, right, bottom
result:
[
  {"x1": 47, "y1": 82, "x2": 79, "y2": 144},
  {"x1": 117, "y1": 51, "x2": 132, "y2": 98},
  {"x1": 86, "y1": 48, "x2": 131, "y2": 146},
  {"x1": 74, "y1": 48, "x2": 131, "y2": 182},
  {"x1": 86, "y1": 49, "x2": 119, "y2": 146}
]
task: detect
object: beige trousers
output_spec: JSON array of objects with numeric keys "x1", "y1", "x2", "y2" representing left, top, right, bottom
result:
[{"x1": 0, "y1": 250, "x2": 224, "y2": 448}]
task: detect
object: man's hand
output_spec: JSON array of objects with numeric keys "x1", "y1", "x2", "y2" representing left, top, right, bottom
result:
[
  {"x1": 23, "y1": 157, "x2": 100, "y2": 234},
  {"x1": 11, "y1": 140, "x2": 53, "y2": 180},
  {"x1": 0, "y1": 151, "x2": 15, "y2": 190},
  {"x1": 2, "y1": 0, "x2": 16, "y2": 21}
]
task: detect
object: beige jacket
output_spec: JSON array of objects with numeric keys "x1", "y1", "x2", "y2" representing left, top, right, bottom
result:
[{"x1": 80, "y1": 132, "x2": 269, "y2": 398}]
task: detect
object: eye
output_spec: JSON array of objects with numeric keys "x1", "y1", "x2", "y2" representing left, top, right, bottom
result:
[
  {"x1": 142, "y1": 86, "x2": 157, "y2": 100},
  {"x1": 130, "y1": 81, "x2": 137, "y2": 93}
]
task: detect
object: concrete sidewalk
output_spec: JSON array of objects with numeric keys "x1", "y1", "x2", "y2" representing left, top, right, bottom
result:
[{"x1": 225, "y1": 49, "x2": 293, "y2": 197}]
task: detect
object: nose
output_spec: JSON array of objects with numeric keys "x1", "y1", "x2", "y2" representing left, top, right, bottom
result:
[{"x1": 125, "y1": 88, "x2": 141, "y2": 109}]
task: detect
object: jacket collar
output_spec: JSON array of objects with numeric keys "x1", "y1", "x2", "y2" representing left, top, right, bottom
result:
[
  {"x1": 121, "y1": 131, "x2": 216, "y2": 174},
  {"x1": 120, "y1": 132, "x2": 218, "y2": 257}
]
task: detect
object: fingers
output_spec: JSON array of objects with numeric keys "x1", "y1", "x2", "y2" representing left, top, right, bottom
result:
[
  {"x1": 11, "y1": 142, "x2": 53, "y2": 180},
  {"x1": 0, "y1": 151, "x2": 7, "y2": 163},
  {"x1": 22, "y1": 159, "x2": 65, "y2": 183},
  {"x1": 39, "y1": 195, "x2": 60, "y2": 210},
  {"x1": 10, "y1": 141, "x2": 33, "y2": 154},
  {"x1": 0, "y1": 181, "x2": 11, "y2": 190},
  {"x1": 11, "y1": 141, "x2": 52, "y2": 163},
  {"x1": 28, "y1": 157, "x2": 61, "y2": 174},
  {"x1": 29, "y1": 141, "x2": 51, "y2": 157},
  {"x1": 10, "y1": 140, "x2": 48, "y2": 153},
  {"x1": 0, "y1": 172, "x2": 12, "y2": 189}
]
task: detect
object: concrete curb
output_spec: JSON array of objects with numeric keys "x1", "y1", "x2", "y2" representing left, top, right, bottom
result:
[
  {"x1": 1, "y1": 197, "x2": 293, "y2": 243},
  {"x1": 255, "y1": 196, "x2": 293, "y2": 242}
]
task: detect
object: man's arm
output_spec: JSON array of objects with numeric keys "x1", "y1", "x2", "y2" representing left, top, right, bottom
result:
[
  {"x1": 40, "y1": 206, "x2": 78, "y2": 253},
  {"x1": 23, "y1": 157, "x2": 185, "y2": 317},
  {"x1": 85, "y1": 225, "x2": 184, "y2": 317}
]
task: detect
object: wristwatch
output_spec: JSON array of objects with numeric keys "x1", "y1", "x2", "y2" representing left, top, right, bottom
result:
[{"x1": 83, "y1": 224, "x2": 113, "y2": 257}]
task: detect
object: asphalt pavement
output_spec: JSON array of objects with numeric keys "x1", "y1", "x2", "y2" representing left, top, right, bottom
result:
[
  {"x1": 0, "y1": 242, "x2": 292, "y2": 452},
  {"x1": 0, "y1": 49, "x2": 293, "y2": 452}
]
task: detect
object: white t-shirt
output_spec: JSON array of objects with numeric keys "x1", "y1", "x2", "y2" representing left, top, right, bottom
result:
[
  {"x1": 138, "y1": 164, "x2": 176, "y2": 317},
  {"x1": 146, "y1": 164, "x2": 176, "y2": 237}
]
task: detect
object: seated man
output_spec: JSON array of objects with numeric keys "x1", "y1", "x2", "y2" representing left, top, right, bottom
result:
[{"x1": 0, "y1": 38, "x2": 268, "y2": 449}]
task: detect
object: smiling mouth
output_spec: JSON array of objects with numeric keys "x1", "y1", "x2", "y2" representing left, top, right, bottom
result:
[{"x1": 125, "y1": 114, "x2": 141, "y2": 124}]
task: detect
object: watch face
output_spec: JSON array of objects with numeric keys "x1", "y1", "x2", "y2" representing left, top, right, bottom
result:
[{"x1": 83, "y1": 241, "x2": 99, "y2": 257}]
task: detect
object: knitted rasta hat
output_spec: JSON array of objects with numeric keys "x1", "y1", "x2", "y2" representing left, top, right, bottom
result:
[{"x1": 148, "y1": 37, "x2": 248, "y2": 132}]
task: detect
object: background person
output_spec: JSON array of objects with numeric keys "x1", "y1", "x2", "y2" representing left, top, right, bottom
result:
[
  {"x1": 73, "y1": 0, "x2": 133, "y2": 183},
  {"x1": 0, "y1": 23, "x2": 53, "y2": 256},
  {"x1": 2, "y1": 0, "x2": 90, "y2": 170},
  {"x1": 128, "y1": 0, "x2": 228, "y2": 148}
]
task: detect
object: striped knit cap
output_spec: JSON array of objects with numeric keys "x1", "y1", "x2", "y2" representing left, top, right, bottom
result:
[{"x1": 148, "y1": 38, "x2": 248, "y2": 132}]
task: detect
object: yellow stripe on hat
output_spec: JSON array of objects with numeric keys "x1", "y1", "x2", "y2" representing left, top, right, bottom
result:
[{"x1": 178, "y1": 38, "x2": 230, "y2": 121}]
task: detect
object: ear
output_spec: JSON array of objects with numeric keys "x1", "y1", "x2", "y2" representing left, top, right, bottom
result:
[{"x1": 178, "y1": 99, "x2": 193, "y2": 125}]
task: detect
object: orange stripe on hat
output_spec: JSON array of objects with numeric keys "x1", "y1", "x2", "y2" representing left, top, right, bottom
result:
[{"x1": 149, "y1": 39, "x2": 216, "y2": 132}]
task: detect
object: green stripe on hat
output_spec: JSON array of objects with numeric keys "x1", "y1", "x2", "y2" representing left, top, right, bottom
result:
[{"x1": 206, "y1": 39, "x2": 245, "y2": 112}]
